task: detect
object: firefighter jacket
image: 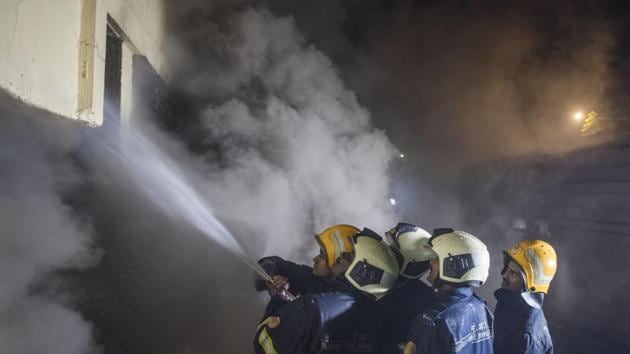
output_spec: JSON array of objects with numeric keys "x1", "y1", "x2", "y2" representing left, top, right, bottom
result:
[
  {"x1": 379, "y1": 278, "x2": 436, "y2": 353},
  {"x1": 493, "y1": 288, "x2": 553, "y2": 354},
  {"x1": 257, "y1": 256, "x2": 327, "y2": 296},
  {"x1": 406, "y1": 286, "x2": 494, "y2": 354},
  {"x1": 253, "y1": 277, "x2": 383, "y2": 354}
]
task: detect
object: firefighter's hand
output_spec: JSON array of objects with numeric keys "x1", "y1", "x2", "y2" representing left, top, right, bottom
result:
[
  {"x1": 271, "y1": 275, "x2": 289, "y2": 289},
  {"x1": 403, "y1": 342, "x2": 416, "y2": 354},
  {"x1": 266, "y1": 276, "x2": 289, "y2": 296}
]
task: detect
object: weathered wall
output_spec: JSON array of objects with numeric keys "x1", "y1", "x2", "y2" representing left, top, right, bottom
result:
[
  {"x1": 0, "y1": 0, "x2": 168, "y2": 126},
  {"x1": 0, "y1": 0, "x2": 89, "y2": 122},
  {"x1": 106, "y1": 0, "x2": 169, "y2": 80}
]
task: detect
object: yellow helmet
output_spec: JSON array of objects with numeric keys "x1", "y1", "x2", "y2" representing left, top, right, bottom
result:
[
  {"x1": 315, "y1": 224, "x2": 360, "y2": 268},
  {"x1": 505, "y1": 240, "x2": 557, "y2": 294}
]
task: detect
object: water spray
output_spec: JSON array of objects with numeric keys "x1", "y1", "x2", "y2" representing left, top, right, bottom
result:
[{"x1": 88, "y1": 122, "x2": 275, "y2": 286}]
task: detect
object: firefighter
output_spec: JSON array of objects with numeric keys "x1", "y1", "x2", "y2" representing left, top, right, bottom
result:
[
  {"x1": 493, "y1": 240, "x2": 557, "y2": 354},
  {"x1": 255, "y1": 224, "x2": 360, "y2": 298},
  {"x1": 253, "y1": 228, "x2": 400, "y2": 353},
  {"x1": 379, "y1": 223, "x2": 437, "y2": 353},
  {"x1": 404, "y1": 228, "x2": 493, "y2": 354}
]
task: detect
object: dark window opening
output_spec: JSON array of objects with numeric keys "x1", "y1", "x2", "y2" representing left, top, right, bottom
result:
[{"x1": 104, "y1": 17, "x2": 123, "y2": 130}]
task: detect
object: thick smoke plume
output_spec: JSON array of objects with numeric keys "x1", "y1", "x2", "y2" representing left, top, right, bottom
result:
[
  {"x1": 166, "y1": 7, "x2": 399, "y2": 259},
  {"x1": 0, "y1": 112, "x2": 99, "y2": 354}
]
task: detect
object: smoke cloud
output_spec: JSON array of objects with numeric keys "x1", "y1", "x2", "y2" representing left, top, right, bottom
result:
[
  {"x1": 0, "y1": 112, "x2": 99, "y2": 354},
  {"x1": 257, "y1": 0, "x2": 616, "y2": 223},
  {"x1": 166, "y1": 7, "x2": 398, "y2": 259}
]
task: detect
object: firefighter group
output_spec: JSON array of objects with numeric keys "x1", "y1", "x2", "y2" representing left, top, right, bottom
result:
[{"x1": 253, "y1": 223, "x2": 557, "y2": 354}]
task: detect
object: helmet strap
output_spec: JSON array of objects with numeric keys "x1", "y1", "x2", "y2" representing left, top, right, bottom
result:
[
  {"x1": 418, "y1": 269, "x2": 432, "y2": 288},
  {"x1": 520, "y1": 291, "x2": 544, "y2": 309}
]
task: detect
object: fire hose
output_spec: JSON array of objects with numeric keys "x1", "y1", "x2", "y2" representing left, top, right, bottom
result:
[{"x1": 253, "y1": 263, "x2": 297, "y2": 301}]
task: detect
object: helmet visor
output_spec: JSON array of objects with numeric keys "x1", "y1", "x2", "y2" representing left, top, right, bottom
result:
[{"x1": 402, "y1": 260, "x2": 430, "y2": 278}]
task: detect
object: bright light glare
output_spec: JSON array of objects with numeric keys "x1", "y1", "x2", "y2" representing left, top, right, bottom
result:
[
  {"x1": 573, "y1": 111, "x2": 585, "y2": 121},
  {"x1": 399, "y1": 153, "x2": 405, "y2": 159},
  {"x1": 389, "y1": 198, "x2": 397, "y2": 206}
]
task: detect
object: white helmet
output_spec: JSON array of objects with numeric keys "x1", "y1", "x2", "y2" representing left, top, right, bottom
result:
[
  {"x1": 428, "y1": 228, "x2": 490, "y2": 287},
  {"x1": 345, "y1": 228, "x2": 400, "y2": 300},
  {"x1": 385, "y1": 223, "x2": 434, "y2": 279}
]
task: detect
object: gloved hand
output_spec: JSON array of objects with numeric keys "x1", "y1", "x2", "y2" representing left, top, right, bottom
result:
[
  {"x1": 267, "y1": 276, "x2": 298, "y2": 301},
  {"x1": 266, "y1": 275, "x2": 289, "y2": 296},
  {"x1": 253, "y1": 257, "x2": 280, "y2": 291}
]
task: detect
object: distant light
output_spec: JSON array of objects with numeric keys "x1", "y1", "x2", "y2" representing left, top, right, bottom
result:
[
  {"x1": 399, "y1": 153, "x2": 405, "y2": 159},
  {"x1": 389, "y1": 198, "x2": 397, "y2": 206},
  {"x1": 573, "y1": 111, "x2": 585, "y2": 121}
]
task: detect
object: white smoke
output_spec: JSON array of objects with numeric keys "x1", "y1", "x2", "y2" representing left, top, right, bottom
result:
[
  {"x1": 0, "y1": 114, "x2": 99, "y2": 354},
  {"x1": 168, "y1": 8, "x2": 398, "y2": 259}
]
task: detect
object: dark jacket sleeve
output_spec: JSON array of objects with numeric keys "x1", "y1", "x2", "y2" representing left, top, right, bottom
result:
[
  {"x1": 523, "y1": 333, "x2": 536, "y2": 354},
  {"x1": 258, "y1": 256, "x2": 325, "y2": 295},
  {"x1": 523, "y1": 332, "x2": 554, "y2": 354},
  {"x1": 406, "y1": 314, "x2": 451, "y2": 354},
  {"x1": 254, "y1": 296, "x2": 322, "y2": 354},
  {"x1": 262, "y1": 295, "x2": 290, "y2": 319}
]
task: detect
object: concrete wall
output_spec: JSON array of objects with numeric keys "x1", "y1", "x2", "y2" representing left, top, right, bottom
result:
[
  {"x1": 0, "y1": 0, "x2": 88, "y2": 122},
  {"x1": 106, "y1": 0, "x2": 171, "y2": 127},
  {"x1": 0, "y1": 0, "x2": 168, "y2": 127},
  {"x1": 106, "y1": 0, "x2": 170, "y2": 80}
]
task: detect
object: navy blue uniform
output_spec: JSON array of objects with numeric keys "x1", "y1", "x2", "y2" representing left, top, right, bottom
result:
[
  {"x1": 257, "y1": 256, "x2": 327, "y2": 296},
  {"x1": 407, "y1": 287, "x2": 494, "y2": 354},
  {"x1": 493, "y1": 289, "x2": 553, "y2": 354},
  {"x1": 254, "y1": 278, "x2": 383, "y2": 354},
  {"x1": 379, "y1": 278, "x2": 435, "y2": 353}
]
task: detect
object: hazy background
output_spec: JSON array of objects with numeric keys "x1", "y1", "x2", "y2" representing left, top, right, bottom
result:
[{"x1": 2, "y1": 0, "x2": 630, "y2": 353}]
